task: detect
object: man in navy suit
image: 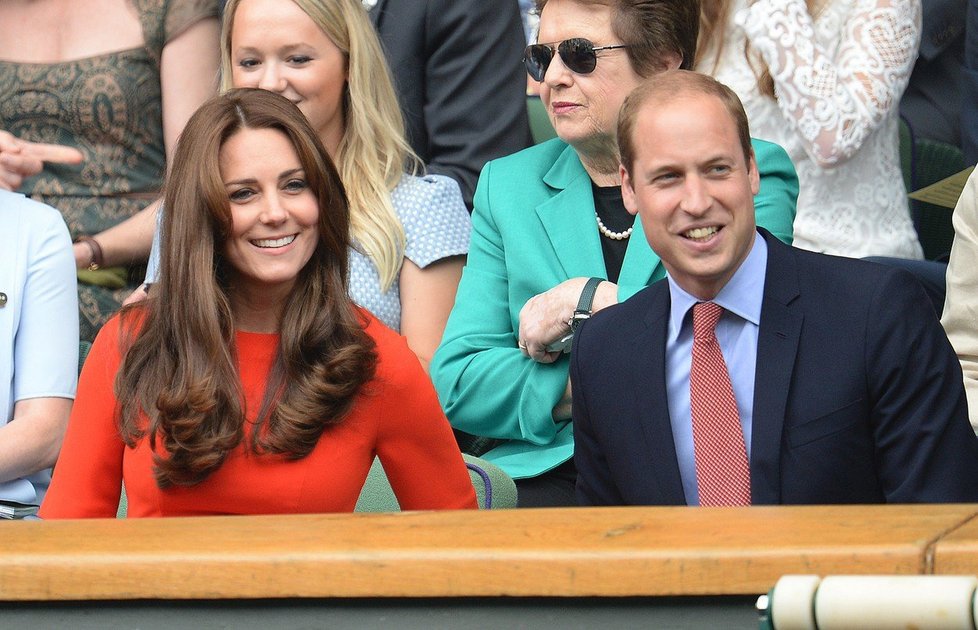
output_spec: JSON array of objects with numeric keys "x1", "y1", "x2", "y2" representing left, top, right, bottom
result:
[
  {"x1": 571, "y1": 70, "x2": 978, "y2": 506},
  {"x1": 367, "y1": 0, "x2": 532, "y2": 209}
]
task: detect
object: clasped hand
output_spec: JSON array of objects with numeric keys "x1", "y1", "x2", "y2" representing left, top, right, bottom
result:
[{"x1": 518, "y1": 277, "x2": 615, "y2": 364}]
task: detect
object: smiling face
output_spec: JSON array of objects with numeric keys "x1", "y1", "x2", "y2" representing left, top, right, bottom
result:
[
  {"x1": 621, "y1": 91, "x2": 760, "y2": 301},
  {"x1": 229, "y1": 0, "x2": 347, "y2": 154},
  {"x1": 220, "y1": 126, "x2": 320, "y2": 300},
  {"x1": 536, "y1": 0, "x2": 642, "y2": 161}
]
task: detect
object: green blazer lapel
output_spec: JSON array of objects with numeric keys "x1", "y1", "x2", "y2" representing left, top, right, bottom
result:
[
  {"x1": 537, "y1": 145, "x2": 606, "y2": 279},
  {"x1": 618, "y1": 213, "x2": 663, "y2": 289}
]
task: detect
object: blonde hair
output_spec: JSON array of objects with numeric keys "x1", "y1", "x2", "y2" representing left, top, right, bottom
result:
[
  {"x1": 221, "y1": 0, "x2": 421, "y2": 289},
  {"x1": 697, "y1": 0, "x2": 824, "y2": 99}
]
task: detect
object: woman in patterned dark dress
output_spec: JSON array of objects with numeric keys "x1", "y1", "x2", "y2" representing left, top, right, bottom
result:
[{"x1": 0, "y1": 0, "x2": 221, "y2": 341}]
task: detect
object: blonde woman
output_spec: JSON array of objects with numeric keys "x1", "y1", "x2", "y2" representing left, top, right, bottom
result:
[
  {"x1": 145, "y1": 0, "x2": 470, "y2": 369},
  {"x1": 696, "y1": 0, "x2": 922, "y2": 258}
]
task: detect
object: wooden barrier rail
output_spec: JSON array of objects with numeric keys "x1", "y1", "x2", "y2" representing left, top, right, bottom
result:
[{"x1": 3, "y1": 505, "x2": 978, "y2": 601}]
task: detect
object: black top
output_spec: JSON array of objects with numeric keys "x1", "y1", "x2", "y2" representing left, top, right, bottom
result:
[{"x1": 592, "y1": 183, "x2": 633, "y2": 284}]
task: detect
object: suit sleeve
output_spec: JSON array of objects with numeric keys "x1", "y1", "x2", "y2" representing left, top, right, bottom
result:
[
  {"x1": 420, "y1": 0, "x2": 532, "y2": 208},
  {"x1": 871, "y1": 266, "x2": 978, "y2": 502},
  {"x1": 962, "y1": 0, "x2": 978, "y2": 164},
  {"x1": 751, "y1": 138, "x2": 798, "y2": 245},
  {"x1": 39, "y1": 318, "x2": 126, "y2": 518},
  {"x1": 941, "y1": 169, "x2": 978, "y2": 433},
  {"x1": 430, "y1": 162, "x2": 572, "y2": 445},
  {"x1": 372, "y1": 331, "x2": 478, "y2": 510},
  {"x1": 571, "y1": 323, "x2": 625, "y2": 506}
]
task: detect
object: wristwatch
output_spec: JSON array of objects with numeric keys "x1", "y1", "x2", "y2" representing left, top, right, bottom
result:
[{"x1": 569, "y1": 277, "x2": 604, "y2": 332}]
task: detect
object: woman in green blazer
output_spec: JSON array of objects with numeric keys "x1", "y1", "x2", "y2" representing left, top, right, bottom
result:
[{"x1": 430, "y1": 0, "x2": 798, "y2": 506}]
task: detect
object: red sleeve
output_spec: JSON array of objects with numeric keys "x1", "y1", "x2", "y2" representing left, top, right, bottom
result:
[
  {"x1": 39, "y1": 317, "x2": 127, "y2": 518},
  {"x1": 369, "y1": 320, "x2": 478, "y2": 510}
]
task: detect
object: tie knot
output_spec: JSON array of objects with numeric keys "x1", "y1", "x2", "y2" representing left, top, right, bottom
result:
[{"x1": 692, "y1": 302, "x2": 724, "y2": 340}]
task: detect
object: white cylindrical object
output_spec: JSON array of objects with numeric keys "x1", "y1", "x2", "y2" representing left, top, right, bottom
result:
[
  {"x1": 813, "y1": 575, "x2": 978, "y2": 630},
  {"x1": 770, "y1": 575, "x2": 820, "y2": 630}
]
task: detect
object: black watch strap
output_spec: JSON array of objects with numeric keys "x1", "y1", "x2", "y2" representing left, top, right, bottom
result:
[{"x1": 571, "y1": 277, "x2": 604, "y2": 331}]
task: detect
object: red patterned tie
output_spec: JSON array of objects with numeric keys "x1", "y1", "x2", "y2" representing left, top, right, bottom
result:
[{"x1": 690, "y1": 302, "x2": 751, "y2": 506}]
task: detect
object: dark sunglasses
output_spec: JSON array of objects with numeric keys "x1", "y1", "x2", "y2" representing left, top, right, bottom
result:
[{"x1": 523, "y1": 38, "x2": 629, "y2": 82}]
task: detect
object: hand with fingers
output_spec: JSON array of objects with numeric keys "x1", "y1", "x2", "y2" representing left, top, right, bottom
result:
[
  {"x1": 518, "y1": 277, "x2": 618, "y2": 364},
  {"x1": 518, "y1": 279, "x2": 583, "y2": 364},
  {"x1": 0, "y1": 130, "x2": 84, "y2": 192}
]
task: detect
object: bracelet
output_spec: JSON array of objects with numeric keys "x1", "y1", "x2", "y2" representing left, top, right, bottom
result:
[
  {"x1": 568, "y1": 276, "x2": 604, "y2": 332},
  {"x1": 75, "y1": 236, "x2": 104, "y2": 271}
]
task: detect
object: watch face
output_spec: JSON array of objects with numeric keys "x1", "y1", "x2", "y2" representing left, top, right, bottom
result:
[
  {"x1": 546, "y1": 332, "x2": 575, "y2": 354},
  {"x1": 571, "y1": 312, "x2": 591, "y2": 331}
]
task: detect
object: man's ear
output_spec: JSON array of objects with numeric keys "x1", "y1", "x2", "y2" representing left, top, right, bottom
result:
[
  {"x1": 621, "y1": 163, "x2": 639, "y2": 216},
  {"x1": 748, "y1": 150, "x2": 760, "y2": 196},
  {"x1": 663, "y1": 51, "x2": 683, "y2": 72}
]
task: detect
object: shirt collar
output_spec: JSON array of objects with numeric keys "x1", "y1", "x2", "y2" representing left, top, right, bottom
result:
[{"x1": 667, "y1": 231, "x2": 768, "y2": 339}]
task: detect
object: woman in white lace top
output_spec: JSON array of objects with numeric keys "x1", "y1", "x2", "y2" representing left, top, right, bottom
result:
[{"x1": 697, "y1": 0, "x2": 923, "y2": 258}]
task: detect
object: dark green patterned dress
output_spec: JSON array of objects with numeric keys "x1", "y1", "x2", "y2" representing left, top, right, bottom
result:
[{"x1": 0, "y1": 0, "x2": 218, "y2": 341}]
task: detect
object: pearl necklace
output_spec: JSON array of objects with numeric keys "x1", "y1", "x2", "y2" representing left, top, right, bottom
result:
[{"x1": 595, "y1": 211, "x2": 633, "y2": 240}]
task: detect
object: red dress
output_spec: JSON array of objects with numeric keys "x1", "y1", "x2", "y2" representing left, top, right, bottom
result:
[{"x1": 40, "y1": 312, "x2": 477, "y2": 517}]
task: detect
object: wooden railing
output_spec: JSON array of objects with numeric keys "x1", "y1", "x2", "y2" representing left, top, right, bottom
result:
[{"x1": 3, "y1": 505, "x2": 978, "y2": 601}]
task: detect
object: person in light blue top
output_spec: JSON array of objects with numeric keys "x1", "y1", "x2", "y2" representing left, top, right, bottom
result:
[
  {"x1": 0, "y1": 190, "x2": 78, "y2": 509},
  {"x1": 143, "y1": 0, "x2": 471, "y2": 371}
]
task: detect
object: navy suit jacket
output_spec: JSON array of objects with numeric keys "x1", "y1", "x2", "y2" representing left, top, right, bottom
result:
[
  {"x1": 368, "y1": 0, "x2": 532, "y2": 208},
  {"x1": 571, "y1": 229, "x2": 978, "y2": 505}
]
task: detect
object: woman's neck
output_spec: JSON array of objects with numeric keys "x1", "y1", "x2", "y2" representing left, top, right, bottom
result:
[
  {"x1": 320, "y1": 118, "x2": 344, "y2": 162},
  {"x1": 228, "y1": 285, "x2": 291, "y2": 334},
  {"x1": 575, "y1": 136, "x2": 624, "y2": 187}
]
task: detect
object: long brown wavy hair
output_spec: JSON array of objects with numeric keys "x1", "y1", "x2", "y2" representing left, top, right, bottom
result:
[
  {"x1": 697, "y1": 0, "x2": 824, "y2": 98},
  {"x1": 116, "y1": 88, "x2": 377, "y2": 489}
]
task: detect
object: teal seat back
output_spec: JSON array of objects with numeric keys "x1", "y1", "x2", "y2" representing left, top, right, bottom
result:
[
  {"x1": 911, "y1": 137, "x2": 964, "y2": 261},
  {"x1": 527, "y1": 95, "x2": 557, "y2": 145},
  {"x1": 118, "y1": 454, "x2": 517, "y2": 517},
  {"x1": 355, "y1": 453, "x2": 517, "y2": 511},
  {"x1": 901, "y1": 115, "x2": 966, "y2": 261},
  {"x1": 78, "y1": 341, "x2": 92, "y2": 376}
]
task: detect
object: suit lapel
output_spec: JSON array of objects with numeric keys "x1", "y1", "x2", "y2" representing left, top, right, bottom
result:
[
  {"x1": 633, "y1": 288, "x2": 687, "y2": 503},
  {"x1": 750, "y1": 231, "x2": 803, "y2": 504},
  {"x1": 537, "y1": 146, "x2": 607, "y2": 279},
  {"x1": 367, "y1": 0, "x2": 387, "y2": 26}
]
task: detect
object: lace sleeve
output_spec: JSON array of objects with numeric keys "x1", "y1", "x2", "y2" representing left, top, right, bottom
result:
[{"x1": 736, "y1": 0, "x2": 921, "y2": 167}]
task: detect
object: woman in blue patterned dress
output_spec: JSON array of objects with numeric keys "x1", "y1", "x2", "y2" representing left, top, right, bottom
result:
[{"x1": 145, "y1": 0, "x2": 470, "y2": 370}]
